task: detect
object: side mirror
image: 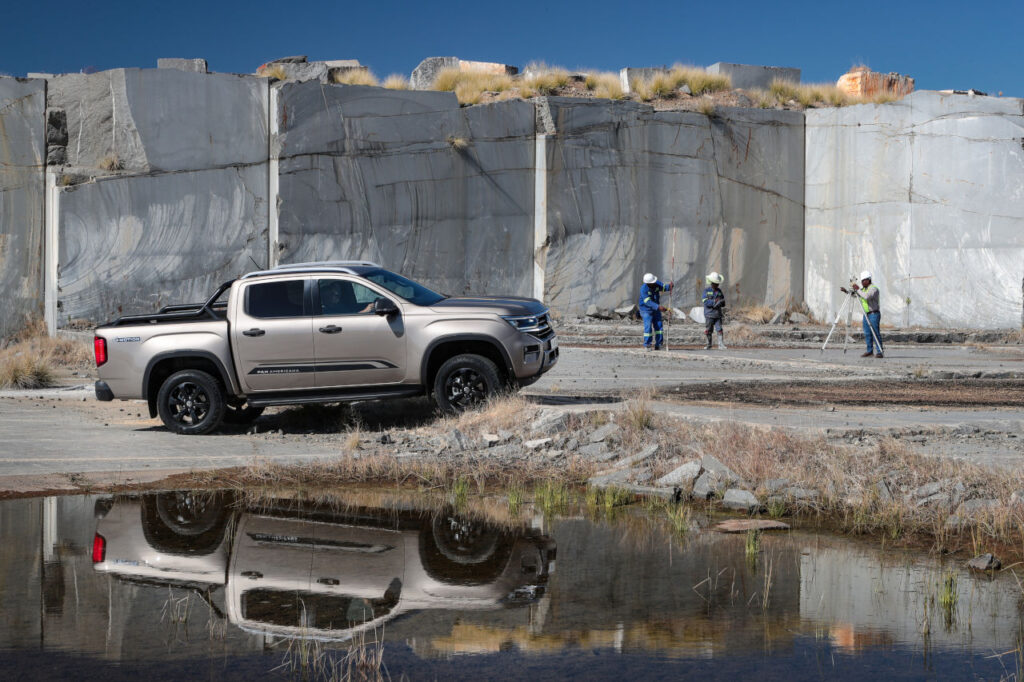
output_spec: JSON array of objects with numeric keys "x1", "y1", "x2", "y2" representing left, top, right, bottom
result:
[{"x1": 374, "y1": 298, "x2": 398, "y2": 317}]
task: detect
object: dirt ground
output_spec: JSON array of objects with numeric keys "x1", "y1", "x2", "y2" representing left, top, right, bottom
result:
[
  {"x1": 666, "y1": 379, "x2": 1024, "y2": 407},
  {"x1": 1, "y1": 331, "x2": 1022, "y2": 494}
]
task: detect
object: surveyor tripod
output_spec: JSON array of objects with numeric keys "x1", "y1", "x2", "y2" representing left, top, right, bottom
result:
[{"x1": 821, "y1": 289, "x2": 884, "y2": 354}]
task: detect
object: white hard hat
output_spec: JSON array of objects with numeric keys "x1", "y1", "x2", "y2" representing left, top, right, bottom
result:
[
  {"x1": 859, "y1": 270, "x2": 872, "y2": 281},
  {"x1": 706, "y1": 271, "x2": 724, "y2": 284},
  {"x1": 643, "y1": 273, "x2": 657, "y2": 284}
]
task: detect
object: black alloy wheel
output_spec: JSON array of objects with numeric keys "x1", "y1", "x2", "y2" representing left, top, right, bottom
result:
[
  {"x1": 157, "y1": 369, "x2": 225, "y2": 435},
  {"x1": 431, "y1": 514, "x2": 500, "y2": 564},
  {"x1": 433, "y1": 354, "x2": 501, "y2": 413},
  {"x1": 154, "y1": 491, "x2": 224, "y2": 536}
]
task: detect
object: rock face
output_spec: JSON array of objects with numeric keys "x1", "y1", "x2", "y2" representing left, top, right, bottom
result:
[
  {"x1": 540, "y1": 98, "x2": 805, "y2": 315},
  {"x1": 706, "y1": 62, "x2": 801, "y2": 90},
  {"x1": 0, "y1": 77, "x2": 46, "y2": 338},
  {"x1": 275, "y1": 82, "x2": 534, "y2": 300},
  {"x1": 47, "y1": 69, "x2": 269, "y2": 175},
  {"x1": 157, "y1": 58, "x2": 208, "y2": 73},
  {"x1": 57, "y1": 167, "x2": 268, "y2": 323},
  {"x1": 805, "y1": 90, "x2": 1024, "y2": 329}
]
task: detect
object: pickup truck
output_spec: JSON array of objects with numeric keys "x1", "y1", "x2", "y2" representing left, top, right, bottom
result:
[{"x1": 93, "y1": 261, "x2": 559, "y2": 434}]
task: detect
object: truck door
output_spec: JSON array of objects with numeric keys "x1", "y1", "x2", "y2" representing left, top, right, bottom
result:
[
  {"x1": 232, "y1": 277, "x2": 316, "y2": 392},
  {"x1": 313, "y1": 278, "x2": 407, "y2": 388}
]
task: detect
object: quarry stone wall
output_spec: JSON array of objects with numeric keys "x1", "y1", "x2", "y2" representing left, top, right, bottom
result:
[
  {"x1": 1, "y1": 68, "x2": 1021, "y2": 334},
  {"x1": 805, "y1": 91, "x2": 1024, "y2": 329},
  {"x1": 0, "y1": 78, "x2": 46, "y2": 338},
  {"x1": 538, "y1": 98, "x2": 804, "y2": 313}
]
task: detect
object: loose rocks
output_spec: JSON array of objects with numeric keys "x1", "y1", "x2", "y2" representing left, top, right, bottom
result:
[
  {"x1": 967, "y1": 553, "x2": 1001, "y2": 571},
  {"x1": 721, "y1": 488, "x2": 761, "y2": 513}
]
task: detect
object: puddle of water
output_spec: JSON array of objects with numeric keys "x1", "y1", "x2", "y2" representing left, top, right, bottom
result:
[{"x1": 0, "y1": 491, "x2": 1020, "y2": 680}]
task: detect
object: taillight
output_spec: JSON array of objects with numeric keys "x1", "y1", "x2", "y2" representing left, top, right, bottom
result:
[
  {"x1": 92, "y1": 533, "x2": 106, "y2": 563},
  {"x1": 94, "y1": 337, "x2": 107, "y2": 366}
]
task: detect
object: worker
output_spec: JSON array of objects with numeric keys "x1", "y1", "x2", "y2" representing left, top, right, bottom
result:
[
  {"x1": 702, "y1": 272, "x2": 727, "y2": 349},
  {"x1": 638, "y1": 273, "x2": 673, "y2": 350},
  {"x1": 841, "y1": 270, "x2": 883, "y2": 358}
]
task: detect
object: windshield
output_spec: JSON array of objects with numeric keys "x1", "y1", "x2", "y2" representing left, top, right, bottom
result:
[{"x1": 362, "y1": 268, "x2": 445, "y2": 306}]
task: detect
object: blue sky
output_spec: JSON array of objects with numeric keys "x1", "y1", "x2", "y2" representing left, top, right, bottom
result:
[{"x1": 3, "y1": 0, "x2": 1021, "y2": 96}]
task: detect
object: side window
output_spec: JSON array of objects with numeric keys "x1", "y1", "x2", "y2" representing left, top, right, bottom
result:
[
  {"x1": 245, "y1": 280, "x2": 306, "y2": 318},
  {"x1": 318, "y1": 279, "x2": 385, "y2": 316}
]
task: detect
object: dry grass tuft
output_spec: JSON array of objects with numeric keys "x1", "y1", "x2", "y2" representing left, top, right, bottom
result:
[
  {"x1": 696, "y1": 98, "x2": 716, "y2": 117},
  {"x1": 583, "y1": 72, "x2": 625, "y2": 100},
  {"x1": 259, "y1": 65, "x2": 288, "y2": 81},
  {"x1": 1, "y1": 319, "x2": 92, "y2": 388},
  {"x1": 0, "y1": 351, "x2": 56, "y2": 389},
  {"x1": 98, "y1": 154, "x2": 123, "y2": 171},
  {"x1": 522, "y1": 63, "x2": 571, "y2": 96},
  {"x1": 758, "y1": 79, "x2": 905, "y2": 109},
  {"x1": 432, "y1": 68, "x2": 513, "y2": 105},
  {"x1": 632, "y1": 65, "x2": 731, "y2": 102},
  {"x1": 331, "y1": 68, "x2": 378, "y2": 86},
  {"x1": 733, "y1": 303, "x2": 776, "y2": 324},
  {"x1": 382, "y1": 74, "x2": 410, "y2": 90}
]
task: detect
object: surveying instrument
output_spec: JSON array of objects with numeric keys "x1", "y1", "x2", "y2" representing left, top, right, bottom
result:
[{"x1": 821, "y1": 279, "x2": 884, "y2": 354}]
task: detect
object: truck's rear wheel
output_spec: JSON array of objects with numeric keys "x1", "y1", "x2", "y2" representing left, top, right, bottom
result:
[
  {"x1": 433, "y1": 354, "x2": 501, "y2": 413},
  {"x1": 157, "y1": 369, "x2": 225, "y2": 435}
]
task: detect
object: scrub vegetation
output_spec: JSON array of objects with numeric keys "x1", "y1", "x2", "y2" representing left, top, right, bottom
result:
[
  {"x1": 167, "y1": 392, "x2": 1024, "y2": 564},
  {"x1": 427, "y1": 63, "x2": 905, "y2": 110},
  {"x1": 0, "y1": 318, "x2": 91, "y2": 389},
  {"x1": 331, "y1": 69, "x2": 379, "y2": 86}
]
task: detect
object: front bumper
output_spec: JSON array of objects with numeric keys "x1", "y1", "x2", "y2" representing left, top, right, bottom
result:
[
  {"x1": 516, "y1": 335, "x2": 558, "y2": 387},
  {"x1": 95, "y1": 380, "x2": 114, "y2": 401}
]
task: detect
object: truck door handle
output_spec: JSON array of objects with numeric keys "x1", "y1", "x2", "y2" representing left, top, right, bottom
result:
[
  {"x1": 241, "y1": 570, "x2": 263, "y2": 579},
  {"x1": 317, "y1": 577, "x2": 340, "y2": 586},
  {"x1": 318, "y1": 325, "x2": 343, "y2": 334},
  {"x1": 242, "y1": 328, "x2": 265, "y2": 337}
]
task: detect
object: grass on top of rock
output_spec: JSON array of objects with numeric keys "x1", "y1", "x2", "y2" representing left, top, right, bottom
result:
[
  {"x1": 630, "y1": 64, "x2": 732, "y2": 101},
  {"x1": 331, "y1": 68, "x2": 379, "y2": 86}
]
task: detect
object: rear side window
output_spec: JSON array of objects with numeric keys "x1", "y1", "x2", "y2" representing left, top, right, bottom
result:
[{"x1": 245, "y1": 280, "x2": 307, "y2": 318}]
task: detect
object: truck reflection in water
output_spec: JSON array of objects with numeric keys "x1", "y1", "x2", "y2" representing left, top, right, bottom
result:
[{"x1": 92, "y1": 491, "x2": 555, "y2": 641}]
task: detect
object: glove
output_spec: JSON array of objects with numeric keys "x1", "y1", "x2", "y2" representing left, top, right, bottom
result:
[{"x1": 658, "y1": 305, "x2": 667, "y2": 312}]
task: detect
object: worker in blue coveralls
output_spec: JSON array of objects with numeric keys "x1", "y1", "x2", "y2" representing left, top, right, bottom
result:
[
  {"x1": 638, "y1": 273, "x2": 673, "y2": 350},
  {"x1": 702, "y1": 272, "x2": 727, "y2": 349}
]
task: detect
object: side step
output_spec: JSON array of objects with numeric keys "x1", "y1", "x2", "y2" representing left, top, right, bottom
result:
[{"x1": 247, "y1": 385, "x2": 424, "y2": 408}]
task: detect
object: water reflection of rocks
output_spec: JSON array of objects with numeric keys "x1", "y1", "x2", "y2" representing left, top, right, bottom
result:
[{"x1": 0, "y1": 491, "x2": 1021, "y2": 675}]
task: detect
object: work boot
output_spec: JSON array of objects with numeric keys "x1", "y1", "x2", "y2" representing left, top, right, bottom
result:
[
  {"x1": 704, "y1": 333, "x2": 712, "y2": 350},
  {"x1": 874, "y1": 353, "x2": 884, "y2": 359},
  {"x1": 717, "y1": 332, "x2": 727, "y2": 350},
  {"x1": 644, "y1": 345, "x2": 653, "y2": 352},
  {"x1": 654, "y1": 345, "x2": 663, "y2": 351},
  {"x1": 860, "y1": 351, "x2": 873, "y2": 357}
]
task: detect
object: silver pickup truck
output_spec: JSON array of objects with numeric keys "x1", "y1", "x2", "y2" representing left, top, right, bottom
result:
[{"x1": 93, "y1": 261, "x2": 558, "y2": 434}]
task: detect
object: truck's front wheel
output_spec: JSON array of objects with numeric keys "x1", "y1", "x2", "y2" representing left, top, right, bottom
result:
[
  {"x1": 157, "y1": 369, "x2": 226, "y2": 435},
  {"x1": 433, "y1": 354, "x2": 502, "y2": 413}
]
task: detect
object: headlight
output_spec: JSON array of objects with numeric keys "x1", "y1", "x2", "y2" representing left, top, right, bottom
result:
[{"x1": 502, "y1": 315, "x2": 539, "y2": 330}]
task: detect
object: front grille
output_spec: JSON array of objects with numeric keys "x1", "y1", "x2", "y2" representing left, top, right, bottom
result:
[{"x1": 529, "y1": 313, "x2": 555, "y2": 341}]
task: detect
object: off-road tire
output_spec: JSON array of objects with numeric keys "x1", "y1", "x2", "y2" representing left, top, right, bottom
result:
[
  {"x1": 141, "y1": 492, "x2": 232, "y2": 556},
  {"x1": 432, "y1": 354, "x2": 501, "y2": 413},
  {"x1": 419, "y1": 513, "x2": 514, "y2": 585},
  {"x1": 223, "y1": 402, "x2": 265, "y2": 425},
  {"x1": 157, "y1": 369, "x2": 225, "y2": 435}
]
